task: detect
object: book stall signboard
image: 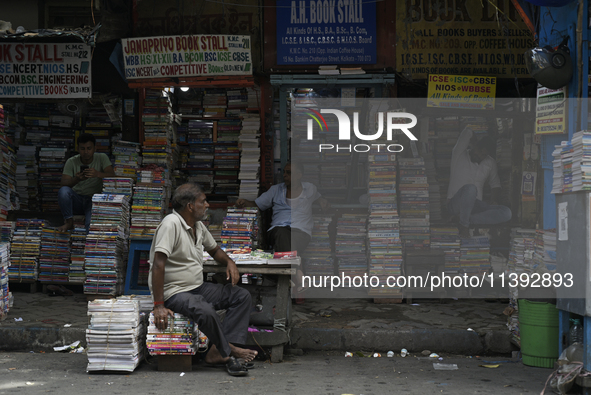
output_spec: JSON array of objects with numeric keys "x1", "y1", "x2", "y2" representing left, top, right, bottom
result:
[
  {"x1": 396, "y1": 1, "x2": 534, "y2": 78},
  {"x1": 427, "y1": 74, "x2": 496, "y2": 110},
  {"x1": 0, "y1": 43, "x2": 92, "y2": 98},
  {"x1": 275, "y1": 0, "x2": 377, "y2": 65},
  {"x1": 535, "y1": 85, "x2": 566, "y2": 135},
  {"x1": 121, "y1": 35, "x2": 252, "y2": 79}
]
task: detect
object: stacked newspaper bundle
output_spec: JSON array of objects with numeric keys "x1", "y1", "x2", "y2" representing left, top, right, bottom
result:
[
  {"x1": 84, "y1": 194, "x2": 130, "y2": 295},
  {"x1": 86, "y1": 298, "x2": 145, "y2": 372}
]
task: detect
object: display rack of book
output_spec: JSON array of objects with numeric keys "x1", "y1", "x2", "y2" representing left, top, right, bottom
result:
[
  {"x1": 398, "y1": 157, "x2": 430, "y2": 250},
  {"x1": 367, "y1": 153, "x2": 403, "y2": 298},
  {"x1": 0, "y1": 241, "x2": 11, "y2": 320},
  {"x1": 84, "y1": 194, "x2": 130, "y2": 296},
  {"x1": 9, "y1": 219, "x2": 45, "y2": 286},
  {"x1": 86, "y1": 298, "x2": 146, "y2": 372},
  {"x1": 220, "y1": 207, "x2": 259, "y2": 253},
  {"x1": 38, "y1": 227, "x2": 71, "y2": 283},
  {"x1": 70, "y1": 227, "x2": 87, "y2": 283},
  {"x1": 302, "y1": 215, "x2": 335, "y2": 277},
  {"x1": 15, "y1": 145, "x2": 38, "y2": 211}
]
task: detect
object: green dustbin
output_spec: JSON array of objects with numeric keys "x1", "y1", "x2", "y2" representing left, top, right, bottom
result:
[{"x1": 518, "y1": 299, "x2": 559, "y2": 368}]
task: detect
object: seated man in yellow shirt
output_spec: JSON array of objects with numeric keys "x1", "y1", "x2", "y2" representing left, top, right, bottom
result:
[{"x1": 58, "y1": 133, "x2": 115, "y2": 232}]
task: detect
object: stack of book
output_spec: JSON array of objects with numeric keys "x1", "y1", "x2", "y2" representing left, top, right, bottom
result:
[
  {"x1": 460, "y1": 236, "x2": 491, "y2": 275},
  {"x1": 569, "y1": 131, "x2": 591, "y2": 191},
  {"x1": 508, "y1": 228, "x2": 537, "y2": 273},
  {"x1": 0, "y1": 137, "x2": 18, "y2": 216},
  {"x1": 238, "y1": 114, "x2": 261, "y2": 200},
  {"x1": 86, "y1": 298, "x2": 145, "y2": 372},
  {"x1": 542, "y1": 229, "x2": 557, "y2": 272},
  {"x1": 246, "y1": 87, "x2": 260, "y2": 109},
  {"x1": 102, "y1": 178, "x2": 134, "y2": 196},
  {"x1": 424, "y1": 152, "x2": 441, "y2": 222},
  {"x1": 9, "y1": 219, "x2": 45, "y2": 281},
  {"x1": 208, "y1": 224, "x2": 223, "y2": 245},
  {"x1": 130, "y1": 166, "x2": 168, "y2": 239},
  {"x1": 38, "y1": 228, "x2": 71, "y2": 283},
  {"x1": 0, "y1": 221, "x2": 14, "y2": 243},
  {"x1": 561, "y1": 142, "x2": 574, "y2": 192},
  {"x1": 112, "y1": 140, "x2": 141, "y2": 181},
  {"x1": 178, "y1": 91, "x2": 203, "y2": 119},
  {"x1": 142, "y1": 89, "x2": 175, "y2": 174},
  {"x1": 302, "y1": 215, "x2": 334, "y2": 276},
  {"x1": 430, "y1": 226, "x2": 461, "y2": 273},
  {"x1": 367, "y1": 153, "x2": 403, "y2": 297},
  {"x1": 336, "y1": 213, "x2": 368, "y2": 281},
  {"x1": 84, "y1": 194, "x2": 130, "y2": 296},
  {"x1": 183, "y1": 120, "x2": 214, "y2": 193},
  {"x1": 220, "y1": 207, "x2": 259, "y2": 254},
  {"x1": 69, "y1": 227, "x2": 87, "y2": 283},
  {"x1": 202, "y1": 89, "x2": 227, "y2": 118},
  {"x1": 38, "y1": 145, "x2": 68, "y2": 212},
  {"x1": 433, "y1": 118, "x2": 460, "y2": 215},
  {"x1": 15, "y1": 145, "x2": 38, "y2": 211},
  {"x1": 398, "y1": 157, "x2": 430, "y2": 250},
  {"x1": 551, "y1": 143, "x2": 564, "y2": 194},
  {"x1": 226, "y1": 89, "x2": 248, "y2": 117},
  {"x1": 0, "y1": 241, "x2": 10, "y2": 320},
  {"x1": 147, "y1": 312, "x2": 196, "y2": 356},
  {"x1": 214, "y1": 119, "x2": 241, "y2": 198}
]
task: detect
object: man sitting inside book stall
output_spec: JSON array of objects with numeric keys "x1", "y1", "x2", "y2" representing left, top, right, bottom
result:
[
  {"x1": 447, "y1": 126, "x2": 512, "y2": 238},
  {"x1": 236, "y1": 162, "x2": 330, "y2": 291},
  {"x1": 149, "y1": 183, "x2": 257, "y2": 376},
  {"x1": 58, "y1": 133, "x2": 115, "y2": 232}
]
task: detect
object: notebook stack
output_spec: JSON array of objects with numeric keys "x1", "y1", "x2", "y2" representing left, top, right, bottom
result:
[
  {"x1": 0, "y1": 137, "x2": 18, "y2": 216},
  {"x1": 459, "y1": 236, "x2": 491, "y2": 275},
  {"x1": 0, "y1": 242, "x2": 10, "y2": 320},
  {"x1": 130, "y1": 166, "x2": 168, "y2": 239},
  {"x1": 367, "y1": 153, "x2": 403, "y2": 297},
  {"x1": 202, "y1": 89, "x2": 227, "y2": 118},
  {"x1": 86, "y1": 298, "x2": 145, "y2": 372},
  {"x1": 302, "y1": 215, "x2": 334, "y2": 276},
  {"x1": 9, "y1": 219, "x2": 45, "y2": 281},
  {"x1": 430, "y1": 226, "x2": 461, "y2": 273},
  {"x1": 84, "y1": 194, "x2": 130, "y2": 296},
  {"x1": 147, "y1": 312, "x2": 197, "y2": 356},
  {"x1": 15, "y1": 145, "x2": 38, "y2": 211},
  {"x1": 69, "y1": 227, "x2": 87, "y2": 283},
  {"x1": 112, "y1": 140, "x2": 141, "y2": 181},
  {"x1": 238, "y1": 114, "x2": 261, "y2": 200},
  {"x1": 38, "y1": 145, "x2": 68, "y2": 212},
  {"x1": 336, "y1": 213, "x2": 368, "y2": 281},
  {"x1": 508, "y1": 228, "x2": 537, "y2": 274},
  {"x1": 38, "y1": 228, "x2": 71, "y2": 283},
  {"x1": 226, "y1": 89, "x2": 248, "y2": 118},
  {"x1": 398, "y1": 157, "x2": 430, "y2": 250},
  {"x1": 220, "y1": 207, "x2": 259, "y2": 254}
]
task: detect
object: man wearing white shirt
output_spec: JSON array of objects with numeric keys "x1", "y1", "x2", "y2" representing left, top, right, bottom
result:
[{"x1": 447, "y1": 127, "x2": 512, "y2": 238}]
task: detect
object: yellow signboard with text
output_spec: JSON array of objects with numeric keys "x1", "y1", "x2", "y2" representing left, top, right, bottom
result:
[{"x1": 427, "y1": 75, "x2": 496, "y2": 110}]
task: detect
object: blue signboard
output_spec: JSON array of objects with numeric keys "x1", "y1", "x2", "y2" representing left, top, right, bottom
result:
[{"x1": 276, "y1": 0, "x2": 377, "y2": 65}]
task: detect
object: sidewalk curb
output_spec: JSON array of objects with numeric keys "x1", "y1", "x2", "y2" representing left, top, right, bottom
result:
[{"x1": 0, "y1": 327, "x2": 86, "y2": 351}]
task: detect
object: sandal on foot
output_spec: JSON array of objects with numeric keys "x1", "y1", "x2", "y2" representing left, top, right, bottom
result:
[
  {"x1": 237, "y1": 358, "x2": 255, "y2": 369},
  {"x1": 226, "y1": 357, "x2": 248, "y2": 376}
]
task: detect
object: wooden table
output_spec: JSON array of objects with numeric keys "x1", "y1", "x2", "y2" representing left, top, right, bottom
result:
[{"x1": 203, "y1": 262, "x2": 297, "y2": 362}]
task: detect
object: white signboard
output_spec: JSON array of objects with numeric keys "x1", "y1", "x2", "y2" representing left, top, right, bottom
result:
[
  {"x1": 121, "y1": 35, "x2": 252, "y2": 79},
  {"x1": 0, "y1": 42, "x2": 92, "y2": 98}
]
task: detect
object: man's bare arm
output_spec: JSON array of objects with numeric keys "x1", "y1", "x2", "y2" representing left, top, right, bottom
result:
[{"x1": 152, "y1": 251, "x2": 174, "y2": 330}]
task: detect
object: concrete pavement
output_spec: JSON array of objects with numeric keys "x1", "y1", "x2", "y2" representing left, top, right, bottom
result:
[{"x1": 0, "y1": 291, "x2": 515, "y2": 356}]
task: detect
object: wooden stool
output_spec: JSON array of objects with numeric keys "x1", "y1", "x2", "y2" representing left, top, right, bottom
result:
[{"x1": 157, "y1": 355, "x2": 192, "y2": 371}]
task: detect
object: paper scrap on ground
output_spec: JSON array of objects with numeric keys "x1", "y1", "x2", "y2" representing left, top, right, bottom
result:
[
  {"x1": 53, "y1": 340, "x2": 81, "y2": 352},
  {"x1": 433, "y1": 363, "x2": 458, "y2": 370}
]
